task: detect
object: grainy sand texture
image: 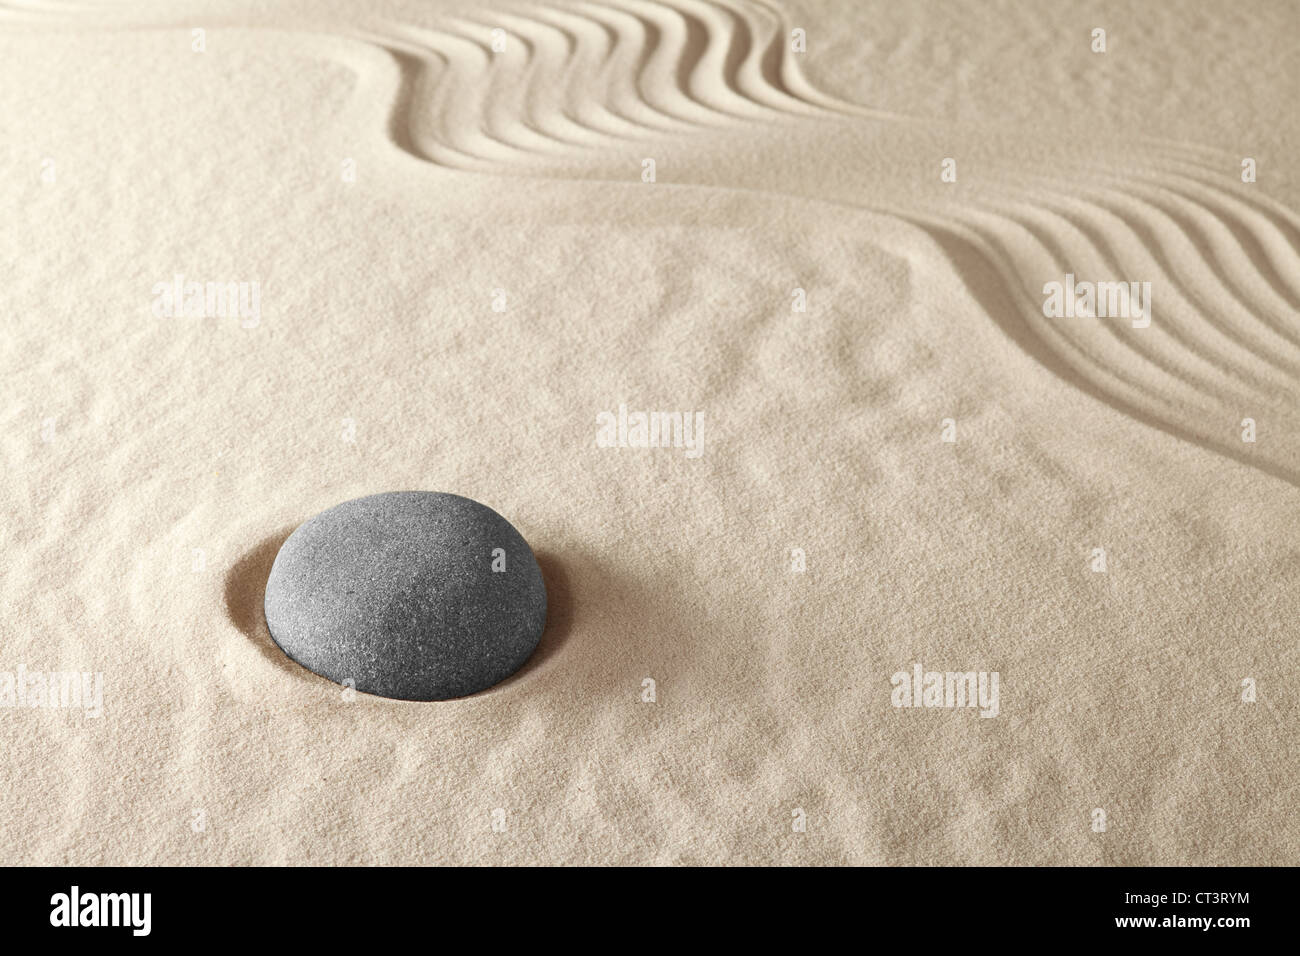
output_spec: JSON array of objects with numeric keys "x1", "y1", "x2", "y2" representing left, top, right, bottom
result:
[{"x1": 2, "y1": 0, "x2": 1298, "y2": 865}]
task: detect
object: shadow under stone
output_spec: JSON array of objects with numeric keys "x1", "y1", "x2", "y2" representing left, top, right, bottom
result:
[
  {"x1": 223, "y1": 526, "x2": 302, "y2": 677},
  {"x1": 489, "y1": 549, "x2": 575, "y2": 691}
]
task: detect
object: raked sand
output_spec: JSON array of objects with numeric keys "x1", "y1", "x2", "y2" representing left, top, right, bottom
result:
[{"x1": 1, "y1": 0, "x2": 1297, "y2": 865}]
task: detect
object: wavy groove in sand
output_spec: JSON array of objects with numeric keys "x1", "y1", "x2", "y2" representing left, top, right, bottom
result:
[
  {"x1": 0, "y1": 0, "x2": 887, "y2": 169},
  {"x1": 909, "y1": 167, "x2": 1300, "y2": 485},
  {"x1": 365, "y1": 0, "x2": 885, "y2": 171},
  {"x1": 337, "y1": 6, "x2": 1300, "y2": 486},
  {"x1": 6, "y1": 0, "x2": 1299, "y2": 486}
]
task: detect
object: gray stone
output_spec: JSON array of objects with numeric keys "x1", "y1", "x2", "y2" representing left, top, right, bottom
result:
[{"x1": 263, "y1": 491, "x2": 547, "y2": 700}]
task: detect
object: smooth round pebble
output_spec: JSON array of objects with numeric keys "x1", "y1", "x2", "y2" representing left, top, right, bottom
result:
[{"x1": 263, "y1": 491, "x2": 547, "y2": 700}]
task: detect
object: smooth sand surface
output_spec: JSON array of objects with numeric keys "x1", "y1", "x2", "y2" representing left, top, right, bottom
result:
[{"x1": 2, "y1": 0, "x2": 1297, "y2": 864}]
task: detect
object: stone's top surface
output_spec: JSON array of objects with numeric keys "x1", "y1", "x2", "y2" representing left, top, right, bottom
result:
[{"x1": 263, "y1": 491, "x2": 547, "y2": 701}]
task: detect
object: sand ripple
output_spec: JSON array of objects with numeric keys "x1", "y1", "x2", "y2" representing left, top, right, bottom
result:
[
  {"x1": 4, "y1": 0, "x2": 1296, "y2": 481},
  {"x1": 908, "y1": 165, "x2": 1300, "y2": 486}
]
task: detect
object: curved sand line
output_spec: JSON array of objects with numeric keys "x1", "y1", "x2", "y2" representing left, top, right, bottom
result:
[
  {"x1": 904, "y1": 170, "x2": 1300, "y2": 487},
  {"x1": 4, "y1": 0, "x2": 1298, "y2": 488},
  {"x1": 365, "y1": 0, "x2": 900, "y2": 171},
  {"x1": 0, "y1": 0, "x2": 891, "y2": 167}
]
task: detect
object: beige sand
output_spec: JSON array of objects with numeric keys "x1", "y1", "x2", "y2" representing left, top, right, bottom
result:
[{"x1": 1, "y1": 0, "x2": 1297, "y2": 865}]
